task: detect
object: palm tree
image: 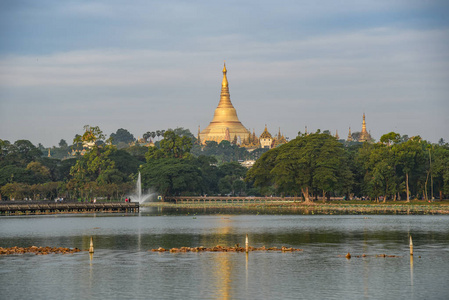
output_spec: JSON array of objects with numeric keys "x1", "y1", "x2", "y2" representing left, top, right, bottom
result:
[{"x1": 143, "y1": 132, "x2": 149, "y2": 142}]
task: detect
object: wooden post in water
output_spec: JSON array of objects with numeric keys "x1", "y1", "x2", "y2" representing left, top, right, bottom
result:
[
  {"x1": 409, "y1": 235, "x2": 413, "y2": 256},
  {"x1": 245, "y1": 234, "x2": 249, "y2": 253},
  {"x1": 89, "y1": 236, "x2": 94, "y2": 254}
]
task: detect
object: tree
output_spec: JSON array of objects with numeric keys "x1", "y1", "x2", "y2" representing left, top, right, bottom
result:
[
  {"x1": 13, "y1": 140, "x2": 42, "y2": 165},
  {"x1": 362, "y1": 144, "x2": 397, "y2": 202},
  {"x1": 351, "y1": 132, "x2": 361, "y2": 142},
  {"x1": 143, "y1": 132, "x2": 150, "y2": 142},
  {"x1": 1, "y1": 182, "x2": 27, "y2": 200},
  {"x1": 110, "y1": 128, "x2": 136, "y2": 146},
  {"x1": 172, "y1": 127, "x2": 196, "y2": 141},
  {"x1": 217, "y1": 162, "x2": 247, "y2": 195},
  {"x1": 146, "y1": 130, "x2": 193, "y2": 160},
  {"x1": 394, "y1": 136, "x2": 427, "y2": 202},
  {"x1": 68, "y1": 126, "x2": 122, "y2": 199},
  {"x1": 432, "y1": 144, "x2": 449, "y2": 200},
  {"x1": 59, "y1": 139, "x2": 68, "y2": 148},
  {"x1": 125, "y1": 145, "x2": 148, "y2": 163},
  {"x1": 109, "y1": 149, "x2": 141, "y2": 177},
  {"x1": 380, "y1": 132, "x2": 400, "y2": 146},
  {"x1": 26, "y1": 161, "x2": 50, "y2": 183},
  {"x1": 246, "y1": 147, "x2": 279, "y2": 196},
  {"x1": 73, "y1": 125, "x2": 107, "y2": 146},
  {"x1": 0, "y1": 165, "x2": 36, "y2": 186},
  {"x1": 140, "y1": 158, "x2": 202, "y2": 197},
  {"x1": 194, "y1": 155, "x2": 219, "y2": 195},
  {"x1": 247, "y1": 132, "x2": 349, "y2": 201}
]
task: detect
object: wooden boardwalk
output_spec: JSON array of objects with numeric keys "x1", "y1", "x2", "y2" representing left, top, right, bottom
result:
[
  {"x1": 163, "y1": 196, "x2": 302, "y2": 204},
  {"x1": 0, "y1": 202, "x2": 139, "y2": 215}
]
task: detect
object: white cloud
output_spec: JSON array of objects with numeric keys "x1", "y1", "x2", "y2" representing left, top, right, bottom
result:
[{"x1": 0, "y1": 25, "x2": 448, "y2": 145}]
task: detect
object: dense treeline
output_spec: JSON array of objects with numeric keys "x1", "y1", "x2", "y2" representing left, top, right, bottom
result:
[
  {"x1": 0, "y1": 126, "x2": 254, "y2": 200},
  {"x1": 247, "y1": 131, "x2": 449, "y2": 202},
  {"x1": 1, "y1": 126, "x2": 448, "y2": 202}
]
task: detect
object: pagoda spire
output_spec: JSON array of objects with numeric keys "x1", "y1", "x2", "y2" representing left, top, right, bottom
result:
[
  {"x1": 347, "y1": 127, "x2": 353, "y2": 142},
  {"x1": 362, "y1": 113, "x2": 367, "y2": 134},
  {"x1": 199, "y1": 63, "x2": 250, "y2": 145},
  {"x1": 359, "y1": 113, "x2": 370, "y2": 142},
  {"x1": 216, "y1": 61, "x2": 234, "y2": 111},
  {"x1": 222, "y1": 62, "x2": 228, "y2": 87}
]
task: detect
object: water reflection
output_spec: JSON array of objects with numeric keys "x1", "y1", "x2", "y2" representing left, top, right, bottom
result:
[
  {"x1": 0, "y1": 214, "x2": 448, "y2": 299},
  {"x1": 210, "y1": 218, "x2": 233, "y2": 299},
  {"x1": 410, "y1": 254, "x2": 414, "y2": 286}
]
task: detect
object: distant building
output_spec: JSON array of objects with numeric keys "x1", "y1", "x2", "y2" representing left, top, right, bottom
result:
[
  {"x1": 199, "y1": 63, "x2": 287, "y2": 150},
  {"x1": 346, "y1": 114, "x2": 373, "y2": 143},
  {"x1": 240, "y1": 160, "x2": 255, "y2": 168},
  {"x1": 136, "y1": 137, "x2": 155, "y2": 147},
  {"x1": 199, "y1": 63, "x2": 250, "y2": 145},
  {"x1": 358, "y1": 113, "x2": 372, "y2": 142},
  {"x1": 259, "y1": 125, "x2": 273, "y2": 149},
  {"x1": 347, "y1": 127, "x2": 353, "y2": 142}
]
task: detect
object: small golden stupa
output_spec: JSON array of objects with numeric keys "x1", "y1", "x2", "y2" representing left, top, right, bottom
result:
[
  {"x1": 199, "y1": 63, "x2": 250, "y2": 145},
  {"x1": 358, "y1": 113, "x2": 371, "y2": 142}
]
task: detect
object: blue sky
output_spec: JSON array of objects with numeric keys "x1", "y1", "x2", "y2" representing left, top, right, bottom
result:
[{"x1": 1, "y1": 0, "x2": 448, "y2": 146}]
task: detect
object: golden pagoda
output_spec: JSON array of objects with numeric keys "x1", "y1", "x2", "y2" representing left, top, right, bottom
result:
[
  {"x1": 199, "y1": 63, "x2": 250, "y2": 145},
  {"x1": 347, "y1": 127, "x2": 353, "y2": 142},
  {"x1": 359, "y1": 113, "x2": 371, "y2": 142},
  {"x1": 276, "y1": 128, "x2": 287, "y2": 144},
  {"x1": 259, "y1": 125, "x2": 273, "y2": 148}
]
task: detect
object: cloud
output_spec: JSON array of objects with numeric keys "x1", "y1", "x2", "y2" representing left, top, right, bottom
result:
[{"x1": 0, "y1": 1, "x2": 448, "y2": 146}]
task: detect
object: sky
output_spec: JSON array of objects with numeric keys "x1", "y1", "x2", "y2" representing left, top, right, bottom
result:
[{"x1": 1, "y1": 0, "x2": 448, "y2": 147}]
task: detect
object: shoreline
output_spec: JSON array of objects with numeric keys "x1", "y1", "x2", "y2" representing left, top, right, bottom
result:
[{"x1": 141, "y1": 201, "x2": 449, "y2": 215}]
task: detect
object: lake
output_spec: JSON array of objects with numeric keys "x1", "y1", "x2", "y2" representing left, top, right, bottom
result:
[{"x1": 1, "y1": 207, "x2": 448, "y2": 299}]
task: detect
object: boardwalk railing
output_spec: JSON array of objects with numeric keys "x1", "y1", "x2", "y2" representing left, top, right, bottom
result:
[
  {"x1": 163, "y1": 196, "x2": 303, "y2": 204},
  {"x1": 0, "y1": 202, "x2": 139, "y2": 215}
]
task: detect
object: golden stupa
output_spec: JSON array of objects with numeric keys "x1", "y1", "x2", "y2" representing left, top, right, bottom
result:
[
  {"x1": 359, "y1": 113, "x2": 371, "y2": 142},
  {"x1": 199, "y1": 63, "x2": 250, "y2": 145}
]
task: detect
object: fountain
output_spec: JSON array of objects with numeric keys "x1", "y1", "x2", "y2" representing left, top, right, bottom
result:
[{"x1": 128, "y1": 172, "x2": 155, "y2": 204}]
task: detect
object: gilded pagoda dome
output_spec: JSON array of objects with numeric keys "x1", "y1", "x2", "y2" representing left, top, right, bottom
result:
[
  {"x1": 259, "y1": 125, "x2": 274, "y2": 149},
  {"x1": 199, "y1": 63, "x2": 250, "y2": 144},
  {"x1": 259, "y1": 125, "x2": 273, "y2": 139}
]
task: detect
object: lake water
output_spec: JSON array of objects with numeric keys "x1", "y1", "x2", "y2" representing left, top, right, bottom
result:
[{"x1": 1, "y1": 207, "x2": 448, "y2": 299}]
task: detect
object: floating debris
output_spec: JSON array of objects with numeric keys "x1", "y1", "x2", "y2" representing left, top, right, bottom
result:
[
  {"x1": 339, "y1": 253, "x2": 401, "y2": 258},
  {"x1": 150, "y1": 245, "x2": 302, "y2": 253},
  {"x1": 0, "y1": 246, "x2": 82, "y2": 255}
]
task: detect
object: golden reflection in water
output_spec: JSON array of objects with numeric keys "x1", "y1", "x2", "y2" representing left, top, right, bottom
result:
[
  {"x1": 410, "y1": 255, "x2": 414, "y2": 286},
  {"x1": 363, "y1": 225, "x2": 369, "y2": 298},
  {"x1": 89, "y1": 252, "x2": 94, "y2": 289},
  {"x1": 201, "y1": 216, "x2": 234, "y2": 299},
  {"x1": 245, "y1": 252, "x2": 249, "y2": 292}
]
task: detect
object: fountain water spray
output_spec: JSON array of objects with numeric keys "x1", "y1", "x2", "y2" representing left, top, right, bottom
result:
[{"x1": 128, "y1": 172, "x2": 155, "y2": 204}]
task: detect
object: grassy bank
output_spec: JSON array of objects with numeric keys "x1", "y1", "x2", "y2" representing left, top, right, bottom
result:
[{"x1": 141, "y1": 200, "x2": 449, "y2": 215}]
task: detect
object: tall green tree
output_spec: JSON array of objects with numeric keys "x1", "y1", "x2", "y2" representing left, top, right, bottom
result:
[
  {"x1": 247, "y1": 132, "x2": 349, "y2": 202},
  {"x1": 140, "y1": 158, "x2": 202, "y2": 197},
  {"x1": 110, "y1": 128, "x2": 136, "y2": 146},
  {"x1": 431, "y1": 144, "x2": 449, "y2": 200},
  {"x1": 146, "y1": 130, "x2": 193, "y2": 160},
  {"x1": 393, "y1": 136, "x2": 427, "y2": 202}
]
